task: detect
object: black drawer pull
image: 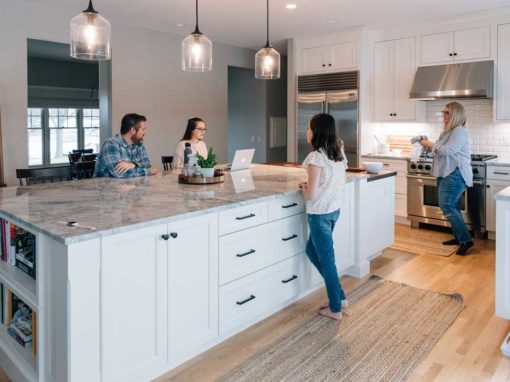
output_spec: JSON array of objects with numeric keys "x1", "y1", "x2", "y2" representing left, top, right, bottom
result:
[
  {"x1": 282, "y1": 234, "x2": 298, "y2": 241},
  {"x1": 236, "y1": 213, "x2": 255, "y2": 221},
  {"x1": 282, "y1": 203, "x2": 298, "y2": 209},
  {"x1": 236, "y1": 295, "x2": 256, "y2": 305},
  {"x1": 236, "y1": 249, "x2": 256, "y2": 257},
  {"x1": 282, "y1": 275, "x2": 298, "y2": 284},
  {"x1": 494, "y1": 172, "x2": 510, "y2": 175}
]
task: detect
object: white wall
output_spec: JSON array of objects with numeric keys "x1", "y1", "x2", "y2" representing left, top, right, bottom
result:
[{"x1": 0, "y1": 0, "x2": 255, "y2": 186}]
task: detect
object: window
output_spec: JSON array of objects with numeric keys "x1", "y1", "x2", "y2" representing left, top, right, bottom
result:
[{"x1": 27, "y1": 108, "x2": 100, "y2": 167}]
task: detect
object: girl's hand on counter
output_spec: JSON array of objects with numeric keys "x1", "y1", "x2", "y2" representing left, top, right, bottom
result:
[{"x1": 299, "y1": 181, "x2": 308, "y2": 190}]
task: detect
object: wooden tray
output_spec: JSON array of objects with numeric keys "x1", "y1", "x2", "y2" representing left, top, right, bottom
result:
[{"x1": 178, "y1": 174, "x2": 225, "y2": 184}]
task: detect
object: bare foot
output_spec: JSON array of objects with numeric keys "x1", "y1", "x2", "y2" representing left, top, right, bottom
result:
[
  {"x1": 318, "y1": 307, "x2": 342, "y2": 321},
  {"x1": 319, "y1": 300, "x2": 349, "y2": 310}
]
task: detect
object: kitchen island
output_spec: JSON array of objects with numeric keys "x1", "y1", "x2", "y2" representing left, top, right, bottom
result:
[{"x1": 0, "y1": 165, "x2": 396, "y2": 382}]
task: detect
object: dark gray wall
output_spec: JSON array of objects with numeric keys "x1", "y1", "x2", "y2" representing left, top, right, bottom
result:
[
  {"x1": 228, "y1": 67, "x2": 267, "y2": 163},
  {"x1": 28, "y1": 57, "x2": 99, "y2": 89},
  {"x1": 266, "y1": 56, "x2": 287, "y2": 163}
]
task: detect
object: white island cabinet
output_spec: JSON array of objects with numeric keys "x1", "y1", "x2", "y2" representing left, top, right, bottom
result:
[
  {"x1": 0, "y1": 165, "x2": 396, "y2": 382},
  {"x1": 495, "y1": 186, "x2": 510, "y2": 320}
]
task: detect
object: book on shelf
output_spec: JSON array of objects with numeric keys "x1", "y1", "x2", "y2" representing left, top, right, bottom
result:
[
  {"x1": 6, "y1": 290, "x2": 36, "y2": 355},
  {"x1": 14, "y1": 231, "x2": 36, "y2": 279}
]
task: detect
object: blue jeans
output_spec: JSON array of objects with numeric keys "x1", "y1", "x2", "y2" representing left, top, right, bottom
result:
[
  {"x1": 305, "y1": 210, "x2": 345, "y2": 313},
  {"x1": 437, "y1": 168, "x2": 472, "y2": 244}
]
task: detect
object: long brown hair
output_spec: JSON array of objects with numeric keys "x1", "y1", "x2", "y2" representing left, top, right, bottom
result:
[
  {"x1": 309, "y1": 113, "x2": 344, "y2": 162},
  {"x1": 444, "y1": 102, "x2": 467, "y2": 132}
]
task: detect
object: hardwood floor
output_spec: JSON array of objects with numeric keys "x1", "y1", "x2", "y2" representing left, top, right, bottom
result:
[{"x1": 157, "y1": 227, "x2": 510, "y2": 382}]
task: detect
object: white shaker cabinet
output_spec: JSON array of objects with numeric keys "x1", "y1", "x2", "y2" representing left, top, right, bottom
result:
[
  {"x1": 101, "y1": 224, "x2": 169, "y2": 382},
  {"x1": 374, "y1": 38, "x2": 421, "y2": 121},
  {"x1": 497, "y1": 23, "x2": 510, "y2": 121},
  {"x1": 421, "y1": 27, "x2": 490, "y2": 65},
  {"x1": 300, "y1": 42, "x2": 357, "y2": 74},
  {"x1": 167, "y1": 213, "x2": 218, "y2": 366},
  {"x1": 495, "y1": 189, "x2": 510, "y2": 319},
  {"x1": 486, "y1": 165, "x2": 510, "y2": 233},
  {"x1": 100, "y1": 214, "x2": 219, "y2": 381}
]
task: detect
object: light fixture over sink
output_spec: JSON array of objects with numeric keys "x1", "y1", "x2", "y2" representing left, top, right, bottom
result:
[
  {"x1": 255, "y1": 0, "x2": 280, "y2": 79},
  {"x1": 70, "y1": 0, "x2": 111, "y2": 60},
  {"x1": 182, "y1": 0, "x2": 212, "y2": 72}
]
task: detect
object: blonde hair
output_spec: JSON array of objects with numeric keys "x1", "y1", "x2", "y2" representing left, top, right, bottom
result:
[{"x1": 444, "y1": 102, "x2": 467, "y2": 132}]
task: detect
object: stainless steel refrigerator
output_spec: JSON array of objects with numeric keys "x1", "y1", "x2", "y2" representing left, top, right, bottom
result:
[{"x1": 297, "y1": 73, "x2": 359, "y2": 166}]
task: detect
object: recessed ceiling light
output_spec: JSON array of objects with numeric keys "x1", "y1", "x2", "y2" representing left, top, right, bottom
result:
[
  {"x1": 176, "y1": 23, "x2": 185, "y2": 27},
  {"x1": 327, "y1": 19, "x2": 338, "y2": 23},
  {"x1": 286, "y1": 4, "x2": 297, "y2": 9}
]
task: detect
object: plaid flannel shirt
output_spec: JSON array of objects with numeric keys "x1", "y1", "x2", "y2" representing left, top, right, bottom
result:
[{"x1": 94, "y1": 135, "x2": 152, "y2": 178}]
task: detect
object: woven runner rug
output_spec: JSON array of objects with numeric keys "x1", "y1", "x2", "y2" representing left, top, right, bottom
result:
[
  {"x1": 218, "y1": 275, "x2": 463, "y2": 382},
  {"x1": 390, "y1": 224, "x2": 457, "y2": 257}
]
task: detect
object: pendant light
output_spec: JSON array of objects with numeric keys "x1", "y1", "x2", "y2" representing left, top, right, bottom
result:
[
  {"x1": 255, "y1": 0, "x2": 280, "y2": 79},
  {"x1": 182, "y1": 0, "x2": 212, "y2": 72},
  {"x1": 70, "y1": 0, "x2": 111, "y2": 60}
]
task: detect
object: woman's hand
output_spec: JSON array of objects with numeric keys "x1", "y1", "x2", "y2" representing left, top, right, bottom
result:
[
  {"x1": 420, "y1": 140, "x2": 434, "y2": 150},
  {"x1": 298, "y1": 181, "x2": 308, "y2": 190}
]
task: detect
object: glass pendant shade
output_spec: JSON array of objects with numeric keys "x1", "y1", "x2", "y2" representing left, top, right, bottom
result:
[
  {"x1": 255, "y1": 46, "x2": 280, "y2": 79},
  {"x1": 182, "y1": 32, "x2": 212, "y2": 72},
  {"x1": 70, "y1": 1, "x2": 111, "y2": 60},
  {"x1": 255, "y1": 0, "x2": 280, "y2": 79}
]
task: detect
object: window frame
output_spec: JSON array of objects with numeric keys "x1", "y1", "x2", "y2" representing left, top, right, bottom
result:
[{"x1": 27, "y1": 107, "x2": 100, "y2": 168}]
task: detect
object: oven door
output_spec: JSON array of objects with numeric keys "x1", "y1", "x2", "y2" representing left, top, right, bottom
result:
[{"x1": 407, "y1": 174, "x2": 471, "y2": 225}]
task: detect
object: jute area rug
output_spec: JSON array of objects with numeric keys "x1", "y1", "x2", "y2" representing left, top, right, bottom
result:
[
  {"x1": 389, "y1": 224, "x2": 456, "y2": 257},
  {"x1": 218, "y1": 275, "x2": 463, "y2": 382}
]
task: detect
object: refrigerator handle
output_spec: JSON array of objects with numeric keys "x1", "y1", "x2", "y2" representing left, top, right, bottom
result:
[{"x1": 322, "y1": 101, "x2": 328, "y2": 114}]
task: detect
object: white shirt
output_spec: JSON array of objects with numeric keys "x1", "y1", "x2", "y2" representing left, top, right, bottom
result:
[
  {"x1": 173, "y1": 140, "x2": 208, "y2": 168},
  {"x1": 302, "y1": 149, "x2": 347, "y2": 214}
]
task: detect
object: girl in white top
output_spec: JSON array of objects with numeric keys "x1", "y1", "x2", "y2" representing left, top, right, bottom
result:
[
  {"x1": 173, "y1": 118, "x2": 208, "y2": 168},
  {"x1": 300, "y1": 113, "x2": 347, "y2": 321}
]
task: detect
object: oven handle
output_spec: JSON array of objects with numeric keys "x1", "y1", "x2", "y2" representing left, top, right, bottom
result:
[{"x1": 406, "y1": 174, "x2": 436, "y2": 180}]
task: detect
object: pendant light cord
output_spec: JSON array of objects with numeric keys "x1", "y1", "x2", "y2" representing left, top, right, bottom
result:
[
  {"x1": 194, "y1": 0, "x2": 201, "y2": 34},
  {"x1": 266, "y1": 0, "x2": 270, "y2": 47}
]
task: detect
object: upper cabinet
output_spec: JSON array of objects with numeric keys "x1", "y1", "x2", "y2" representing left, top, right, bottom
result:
[
  {"x1": 300, "y1": 41, "x2": 357, "y2": 74},
  {"x1": 374, "y1": 37, "x2": 424, "y2": 122},
  {"x1": 421, "y1": 27, "x2": 491, "y2": 65},
  {"x1": 497, "y1": 23, "x2": 510, "y2": 121}
]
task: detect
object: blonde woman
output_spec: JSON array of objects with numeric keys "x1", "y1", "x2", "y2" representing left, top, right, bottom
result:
[{"x1": 420, "y1": 102, "x2": 473, "y2": 255}]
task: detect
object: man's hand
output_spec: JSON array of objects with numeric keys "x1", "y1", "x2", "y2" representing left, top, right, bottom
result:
[
  {"x1": 115, "y1": 161, "x2": 136, "y2": 175},
  {"x1": 149, "y1": 166, "x2": 159, "y2": 175}
]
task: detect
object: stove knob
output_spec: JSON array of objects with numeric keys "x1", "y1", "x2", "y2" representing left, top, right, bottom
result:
[
  {"x1": 425, "y1": 165, "x2": 431, "y2": 170},
  {"x1": 417, "y1": 164, "x2": 424, "y2": 170},
  {"x1": 473, "y1": 168, "x2": 479, "y2": 174},
  {"x1": 410, "y1": 164, "x2": 417, "y2": 169}
]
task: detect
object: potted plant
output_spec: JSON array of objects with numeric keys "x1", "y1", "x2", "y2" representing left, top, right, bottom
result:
[{"x1": 196, "y1": 148, "x2": 217, "y2": 177}]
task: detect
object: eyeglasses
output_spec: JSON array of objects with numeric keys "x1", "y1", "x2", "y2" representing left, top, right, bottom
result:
[
  {"x1": 195, "y1": 128, "x2": 208, "y2": 132},
  {"x1": 442, "y1": 110, "x2": 450, "y2": 116}
]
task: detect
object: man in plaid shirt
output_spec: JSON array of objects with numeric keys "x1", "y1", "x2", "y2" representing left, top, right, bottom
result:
[{"x1": 94, "y1": 113, "x2": 159, "y2": 178}]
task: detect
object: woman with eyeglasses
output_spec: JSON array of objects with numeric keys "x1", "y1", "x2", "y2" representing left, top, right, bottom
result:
[
  {"x1": 420, "y1": 102, "x2": 474, "y2": 255},
  {"x1": 172, "y1": 117, "x2": 208, "y2": 168}
]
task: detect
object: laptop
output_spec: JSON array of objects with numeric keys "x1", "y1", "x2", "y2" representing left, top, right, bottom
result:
[{"x1": 224, "y1": 149, "x2": 255, "y2": 171}]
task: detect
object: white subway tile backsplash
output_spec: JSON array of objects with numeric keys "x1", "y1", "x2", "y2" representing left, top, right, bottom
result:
[{"x1": 381, "y1": 99, "x2": 510, "y2": 156}]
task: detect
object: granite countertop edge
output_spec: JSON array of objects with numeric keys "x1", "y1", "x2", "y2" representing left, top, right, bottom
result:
[{"x1": 495, "y1": 186, "x2": 510, "y2": 201}]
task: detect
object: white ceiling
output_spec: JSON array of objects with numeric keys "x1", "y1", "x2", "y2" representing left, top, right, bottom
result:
[{"x1": 17, "y1": 0, "x2": 510, "y2": 51}]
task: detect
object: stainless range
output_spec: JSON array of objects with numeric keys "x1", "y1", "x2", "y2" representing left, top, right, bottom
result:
[{"x1": 407, "y1": 154, "x2": 497, "y2": 233}]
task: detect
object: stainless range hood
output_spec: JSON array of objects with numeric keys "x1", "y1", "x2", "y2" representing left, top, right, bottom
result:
[{"x1": 409, "y1": 60, "x2": 493, "y2": 100}]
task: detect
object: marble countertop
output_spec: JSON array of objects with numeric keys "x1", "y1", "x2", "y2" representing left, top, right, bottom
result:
[
  {"x1": 495, "y1": 186, "x2": 510, "y2": 201},
  {"x1": 361, "y1": 154, "x2": 410, "y2": 160},
  {"x1": 0, "y1": 165, "x2": 376, "y2": 245},
  {"x1": 487, "y1": 154, "x2": 510, "y2": 167}
]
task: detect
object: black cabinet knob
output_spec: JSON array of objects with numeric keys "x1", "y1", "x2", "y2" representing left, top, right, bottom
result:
[
  {"x1": 322, "y1": 64, "x2": 326, "y2": 67},
  {"x1": 328, "y1": 63, "x2": 332, "y2": 66},
  {"x1": 449, "y1": 53, "x2": 453, "y2": 56},
  {"x1": 170, "y1": 232, "x2": 178, "y2": 239},
  {"x1": 162, "y1": 234, "x2": 170, "y2": 241},
  {"x1": 487, "y1": 185, "x2": 491, "y2": 188},
  {"x1": 454, "y1": 52, "x2": 457, "y2": 56}
]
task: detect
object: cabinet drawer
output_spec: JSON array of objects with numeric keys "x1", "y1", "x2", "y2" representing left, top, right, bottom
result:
[
  {"x1": 379, "y1": 159, "x2": 408, "y2": 173},
  {"x1": 269, "y1": 214, "x2": 307, "y2": 259},
  {"x1": 219, "y1": 255, "x2": 305, "y2": 335},
  {"x1": 487, "y1": 166, "x2": 510, "y2": 181},
  {"x1": 268, "y1": 193, "x2": 305, "y2": 221},
  {"x1": 219, "y1": 213, "x2": 307, "y2": 285},
  {"x1": 219, "y1": 201, "x2": 268, "y2": 235},
  {"x1": 219, "y1": 224, "x2": 270, "y2": 285}
]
